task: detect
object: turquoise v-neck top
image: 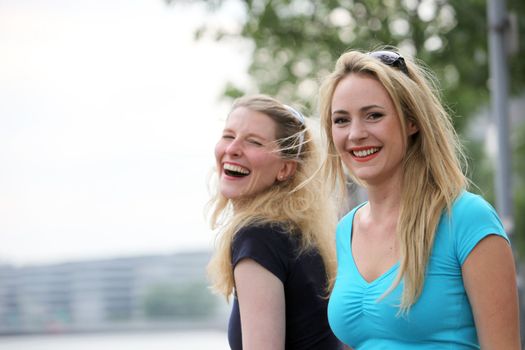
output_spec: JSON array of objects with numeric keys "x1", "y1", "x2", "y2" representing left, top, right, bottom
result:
[{"x1": 327, "y1": 191, "x2": 508, "y2": 349}]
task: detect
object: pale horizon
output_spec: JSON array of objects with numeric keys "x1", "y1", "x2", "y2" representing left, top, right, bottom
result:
[{"x1": 0, "y1": 0, "x2": 250, "y2": 266}]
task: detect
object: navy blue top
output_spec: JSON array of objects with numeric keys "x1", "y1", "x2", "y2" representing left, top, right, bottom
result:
[{"x1": 228, "y1": 223, "x2": 342, "y2": 350}]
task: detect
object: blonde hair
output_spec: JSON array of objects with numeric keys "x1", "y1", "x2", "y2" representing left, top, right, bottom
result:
[
  {"x1": 207, "y1": 94, "x2": 338, "y2": 299},
  {"x1": 319, "y1": 49, "x2": 468, "y2": 313}
]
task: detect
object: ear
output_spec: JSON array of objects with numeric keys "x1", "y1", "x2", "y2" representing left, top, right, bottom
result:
[
  {"x1": 407, "y1": 120, "x2": 419, "y2": 136},
  {"x1": 276, "y1": 160, "x2": 297, "y2": 182}
]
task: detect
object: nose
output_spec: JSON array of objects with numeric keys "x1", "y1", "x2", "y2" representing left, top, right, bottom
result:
[
  {"x1": 225, "y1": 138, "x2": 243, "y2": 157},
  {"x1": 348, "y1": 119, "x2": 368, "y2": 141}
]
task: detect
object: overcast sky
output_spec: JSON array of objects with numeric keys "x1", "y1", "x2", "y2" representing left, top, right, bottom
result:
[{"x1": 0, "y1": 0, "x2": 250, "y2": 266}]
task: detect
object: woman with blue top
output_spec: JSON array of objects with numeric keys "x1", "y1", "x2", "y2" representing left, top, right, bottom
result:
[
  {"x1": 207, "y1": 94, "x2": 342, "y2": 349},
  {"x1": 318, "y1": 49, "x2": 520, "y2": 349}
]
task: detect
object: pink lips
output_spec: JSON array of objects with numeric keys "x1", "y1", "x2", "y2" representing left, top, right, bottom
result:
[
  {"x1": 222, "y1": 162, "x2": 250, "y2": 179},
  {"x1": 350, "y1": 146, "x2": 381, "y2": 163}
]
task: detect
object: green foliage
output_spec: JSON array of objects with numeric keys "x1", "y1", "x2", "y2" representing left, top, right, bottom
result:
[
  {"x1": 167, "y1": 0, "x2": 525, "y2": 253},
  {"x1": 169, "y1": 0, "x2": 524, "y2": 132},
  {"x1": 512, "y1": 123, "x2": 525, "y2": 257},
  {"x1": 142, "y1": 281, "x2": 217, "y2": 319},
  {"x1": 464, "y1": 138, "x2": 494, "y2": 200}
]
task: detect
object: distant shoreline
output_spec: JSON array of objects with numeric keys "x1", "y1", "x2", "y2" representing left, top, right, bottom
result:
[{"x1": 0, "y1": 319, "x2": 227, "y2": 337}]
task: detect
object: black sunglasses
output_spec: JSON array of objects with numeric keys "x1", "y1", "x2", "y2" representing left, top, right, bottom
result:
[{"x1": 369, "y1": 50, "x2": 409, "y2": 76}]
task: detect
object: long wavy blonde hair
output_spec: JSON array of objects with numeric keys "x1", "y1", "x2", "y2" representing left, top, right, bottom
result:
[
  {"x1": 319, "y1": 49, "x2": 468, "y2": 312},
  {"x1": 207, "y1": 94, "x2": 338, "y2": 299}
]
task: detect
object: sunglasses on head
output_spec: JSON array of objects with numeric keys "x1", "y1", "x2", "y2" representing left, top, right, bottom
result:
[{"x1": 368, "y1": 50, "x2": 409, "y2": 76}]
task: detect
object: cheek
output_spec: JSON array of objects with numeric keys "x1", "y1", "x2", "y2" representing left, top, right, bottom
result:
[
  {"x1": 331, "y1": 129, "x2": 346, "y2": 151},
  {"x1": 254, "y1": 153, "x2": 280, "y2": 168},
  {"x1": 250, "y1": 153, "x2": 283, "y2": 177},
  {"x1": 214, "y1": 142, "x2": 224, "y2": 162}
]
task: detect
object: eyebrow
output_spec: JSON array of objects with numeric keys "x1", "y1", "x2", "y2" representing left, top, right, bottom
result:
[
  {"x1": 222, "y1": 128, "x2": 272, "y2": 142},
  {"x1": 331, "y1": 104, "x2": 386, "y2": 116}
]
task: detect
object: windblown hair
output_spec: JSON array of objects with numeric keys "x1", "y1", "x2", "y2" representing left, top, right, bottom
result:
[
  {"x1": 207, "y1": 94, "x2": 338, "y2": 299},
  {"x1": 318, "y1": 49, "x2": 468, "y2": 313}
]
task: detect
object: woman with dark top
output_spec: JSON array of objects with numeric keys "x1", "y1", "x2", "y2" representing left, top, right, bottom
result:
[
  {"x1": 207, "y1": 94, "x2": 342, "y2": 349},
  {"x1": 319, "y1": 48, "x2": 520, "y2": 349}
]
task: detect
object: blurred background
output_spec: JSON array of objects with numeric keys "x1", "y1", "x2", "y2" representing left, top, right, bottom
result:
[{"x1": 0, "y1": 0, "x2": 523, "y2": 349}]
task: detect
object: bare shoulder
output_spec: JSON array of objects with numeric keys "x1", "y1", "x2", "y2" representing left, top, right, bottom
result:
[
  {"x1": 234, "y1": 259, "x2": 286, "y2": 350},
  {"x1": 462, "y1": 235, "x2": 520, "y2": 349}
]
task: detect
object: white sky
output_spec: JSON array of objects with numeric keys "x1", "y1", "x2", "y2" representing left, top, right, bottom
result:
[{"x1": 0, "y1": 0, "x2": 251, "y2": 266}]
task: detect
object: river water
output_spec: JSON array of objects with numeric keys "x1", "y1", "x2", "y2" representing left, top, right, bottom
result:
[{"x1": 0, "y1": 330, "x2": 229, "y2": 350}]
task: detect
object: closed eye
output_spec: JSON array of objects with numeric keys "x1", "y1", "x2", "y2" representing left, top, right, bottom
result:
[{"x1": 247, "y1": 139, "x2": 263, "y2": 146}]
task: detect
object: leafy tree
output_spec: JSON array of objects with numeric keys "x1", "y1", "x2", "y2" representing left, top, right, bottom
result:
[
  {"x1": 167, "y1": 0, "x2": 525, "y2": 252},
  {"x1": 169, "y1": 0, "x2": 524, "y2": 132}
]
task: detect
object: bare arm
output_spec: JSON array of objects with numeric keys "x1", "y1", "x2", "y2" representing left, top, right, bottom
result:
[
  {"x1": 234, "y1": 259, "x2": 286, "y2": 350},
  {"x1": 462, "y1": 235, "x2": 521, "y2": 349}
]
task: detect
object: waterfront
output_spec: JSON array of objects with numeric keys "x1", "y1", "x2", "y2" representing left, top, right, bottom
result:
[{"x1": 0, "y1": 330, "x2": 229, "y2": 350}]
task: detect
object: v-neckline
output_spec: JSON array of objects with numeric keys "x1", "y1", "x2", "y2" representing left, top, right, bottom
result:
[{"x1": 348, "y1": 203, "x2": 400, "y2": 286}]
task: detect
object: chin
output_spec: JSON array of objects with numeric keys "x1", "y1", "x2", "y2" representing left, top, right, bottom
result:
[
  {"x1": 220, "y1": 186, "x2": 249, "y2": 200},
  {"x1": 352, "y1": 171, "x2": 379, "y2": 183},
  {"x1": 220, "y1": 191, "x2": 241, "y2": 200}
]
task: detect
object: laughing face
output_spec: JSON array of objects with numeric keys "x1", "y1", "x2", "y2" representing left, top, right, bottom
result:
[
  {"x1": 215, "y1": 106, "x2": 295, "y2": 200},
  {"x1": 330, "y1": 73, "x2": 417, "y2": 186}
]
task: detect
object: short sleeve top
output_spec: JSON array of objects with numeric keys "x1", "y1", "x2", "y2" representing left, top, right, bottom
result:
[
  {"x1": 228, "y1": 222, "x2": 342, "y2": 350},
  {"x1": 327, "y1": 191, "x2": 509, "y2": 349}
]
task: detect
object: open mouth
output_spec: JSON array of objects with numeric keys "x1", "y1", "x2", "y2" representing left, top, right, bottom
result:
[
  {"x1": 223, "y1": 163, "x2": 250, "y2": 177},
  {"x1": 352, "y1": 147, "x2": 380, "y2": 158}
]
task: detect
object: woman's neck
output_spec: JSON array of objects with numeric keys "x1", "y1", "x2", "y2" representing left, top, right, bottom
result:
[{"x1": 364, "y1": 178, "x2": 403, "y2": 223}]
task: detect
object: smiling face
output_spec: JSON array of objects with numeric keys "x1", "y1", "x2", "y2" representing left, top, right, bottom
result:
[
  {"x1": 330, "y1": 73, "x2": 417, "y2": 186},
  {"x1": 214, "y1": 106, "x2": 295, "y2": 200}
]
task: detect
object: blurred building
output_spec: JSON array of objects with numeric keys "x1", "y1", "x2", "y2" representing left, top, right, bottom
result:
[{"x1": 0, "y1": 251, "x2": 227, "y2": 335}]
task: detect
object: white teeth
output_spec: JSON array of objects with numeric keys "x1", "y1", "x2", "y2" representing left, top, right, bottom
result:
[
  {"x1": 353, "y1": 148, "x2": 379, "y2": 158},
  {"x1": 223, "y1": 163, "x2": 250, "y2": 175}
]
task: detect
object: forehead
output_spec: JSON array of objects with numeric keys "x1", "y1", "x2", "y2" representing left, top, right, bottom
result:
[
  {"x1": 225, "y1": 106, "x2": 278, "y2": 139},
  {"x1": 332, "y1": 74, "x2": 394, "y2": 110}
]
